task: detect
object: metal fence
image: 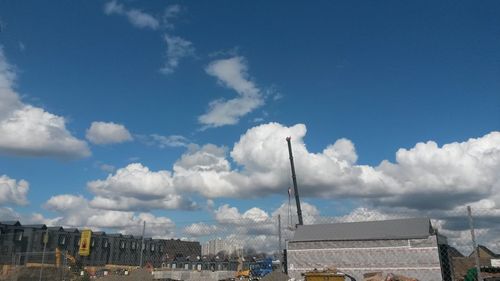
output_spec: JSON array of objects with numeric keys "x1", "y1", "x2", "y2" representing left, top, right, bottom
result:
[
  {"x1": 1, "y1": 206, "x2": 499, "y2": 281},
  {"x1": 8, "y1": 251, "x2": 72, "y2": 281}
]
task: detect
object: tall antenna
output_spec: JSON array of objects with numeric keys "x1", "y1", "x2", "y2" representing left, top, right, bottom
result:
[{"x1": 286, "y1": 137, "x2": 303, "y2": 226}]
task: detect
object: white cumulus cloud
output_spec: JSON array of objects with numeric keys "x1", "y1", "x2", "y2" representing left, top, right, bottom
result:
[
  {"x1": 86, "y1": 121, "x2": 133, "y2": 145},
  {"x1": 0, "y1": 207, "x2": 20, "y2": 220},
  {"x1": 199, "y1": 57, "x2": 264, "y2": 128},
  {"x1": 44, "y1": 194, "x2": 175, "y2": 237},
  {"x1": 213, "y1": 204, "x2": 275, "y2": 237},
  {"x1": 84, "y1": 122, "x2": 500, "y2": 214},
  {"x1": 374, "y1": 131, "x2": 500, "y2": 209},
  {"x1": 272, "y1": 201, "x2": 321, "y2": 225},
  {"x1": 183, "y1": 122, "x2": 500, "y2": 211},
  {"x1": 0, "y1": 49, "x2": 21, "y2": 119},
  {"x1": 87, "y1": 163, "x2": 196, "y2": 211},
  {"x1": 214, "y1": 204, "x2": 270, "y2": 224},
  {"x1": 0, "y1": 48, "x2": 90, "y2": 159},
  {"x1": 0, "y1": 175, "x2": 29, "y2": 206},
  {"x1": 174, "y1": 144, "x2": 230, "y2": 173}
]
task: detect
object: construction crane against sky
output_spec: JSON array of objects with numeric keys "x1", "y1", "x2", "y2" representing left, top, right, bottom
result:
[{"x1": 286, "y1": 137, "x2": 304, "y2": 226}]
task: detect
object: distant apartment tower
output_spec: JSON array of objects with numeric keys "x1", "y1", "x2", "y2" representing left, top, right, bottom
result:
[{"x1": 202, "y1": 238, "x2": 243, "y2": 256}]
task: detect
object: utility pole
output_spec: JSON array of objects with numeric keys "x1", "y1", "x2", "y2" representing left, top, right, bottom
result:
[
  {"x1": 468, "y1": 206, "x2": 482, "y2": 281},
  {"x1": 278, "y1": 214, "x2": 283, "y2": 272},
  {"x1": 139, "y1": 221, "x2": 146, "y2": 268},
  {"x1": 286, "y1": 137, "x2": 303, "y2": 226},
  {"x1": 278, "y1": 214, "x2": 282, "y2": 253},
  {"x1": 39, "y1": 228, "x2": 49, "y2": 281}
]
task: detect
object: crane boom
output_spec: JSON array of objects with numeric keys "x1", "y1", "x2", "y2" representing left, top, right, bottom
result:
[{"x1": 286, "y1": 137, "x2": 303, "y2": 226}]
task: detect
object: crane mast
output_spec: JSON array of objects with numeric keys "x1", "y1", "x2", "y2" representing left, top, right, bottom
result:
[{"x1": 286, "y1": 137, "x2": 303, "y2": 226}]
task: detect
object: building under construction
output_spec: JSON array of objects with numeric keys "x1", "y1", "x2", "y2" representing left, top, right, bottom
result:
[{"x1": 286, "y1": 217, "x2": 453, "y2": 281}]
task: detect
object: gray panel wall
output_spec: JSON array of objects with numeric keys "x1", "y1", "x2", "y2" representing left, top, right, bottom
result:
[{"x1": 287, "y1": 236, "x2": 444, "y2": 281}]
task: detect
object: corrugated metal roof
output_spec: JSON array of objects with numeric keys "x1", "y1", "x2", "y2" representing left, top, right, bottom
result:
[{"x1": 291, "y1": 218, "x2": 433, "y2": 242}]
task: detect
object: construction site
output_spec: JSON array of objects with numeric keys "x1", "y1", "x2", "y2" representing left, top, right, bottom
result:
[{"x1": 1, "y1": 138, "x2": 499, "y2": 281}]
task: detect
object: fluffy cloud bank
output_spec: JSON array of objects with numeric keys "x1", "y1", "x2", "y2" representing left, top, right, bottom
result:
[
  {"x1": 88, "y1": 163, "x2": 197, "y2": 211},
  {"x1": 0, "y1": 48, "x2": 90, "y2": 159},
  {"x1": 180, "y1": 202, "x2": 321, "y2": 253},
  {"x1": 43, "y1": 194, "x2": 174, "y2": 237},
  {"x1": 87, "y1": 122, "x2": 500, "y2": 212},
  {"x1": 31, "y1": 120, "x2": 499, "y2": 252},
  {"x1": 185, "y1": 202, "x2": 500, "y2": 254},
  {"x1": 199, "y1": 57, "x2": 265, "y2": 128},
  {"x1": 0, "y1": 175, "x2": 29, "y2": 206},
  {"x1": 189, "y1": 123, "x2": 500, "y2": 210},
  {"x1": 372, "y1": 134, "x2": 500, "y2": 209},
  {"x1": 86, "y1": 121, "x2": 133, "y2": 145},
  {"x1": 0, "y1": 207, "x2": 20, "y2": 220}
]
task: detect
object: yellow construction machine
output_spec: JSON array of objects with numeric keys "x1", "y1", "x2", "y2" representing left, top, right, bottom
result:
[
  {"x1": 55, "y1": 248, "x2": 77, "y2": 267},
  {"x1": 236, "y1": 268, "x2": 251, "y2": 279},
  {"x1": 235, "y1": 256, "x2": 250, "y2": 279},
  {"x1": 302, "y1": 268, "x2": 357, "y2": 281}
]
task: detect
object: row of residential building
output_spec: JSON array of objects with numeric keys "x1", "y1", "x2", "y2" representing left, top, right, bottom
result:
[{"x1": 0, "y1": 221, "x2": 201, "y2": 267}]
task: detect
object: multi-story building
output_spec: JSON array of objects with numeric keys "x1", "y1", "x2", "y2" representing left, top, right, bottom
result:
[
  {"x1": 0, "y1": 221, "x2": 27, "y2": 264},
  {"x1": 201, "y1": 238, "x2": 243, "y2": 257},
  {"x1": 0, "y1": 221, "x2": 201, "y2": 268}
]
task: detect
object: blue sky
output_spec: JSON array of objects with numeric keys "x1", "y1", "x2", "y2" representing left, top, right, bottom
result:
[{"x1": 0, "y1": 1, "x2": 499, "y2": 238}]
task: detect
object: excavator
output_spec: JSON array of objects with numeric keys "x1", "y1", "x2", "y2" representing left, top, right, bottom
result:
[
  {"x1": 235, "y1": 258, "x2": 273, "y2": 280},
  {"x1": 55, "y1": 248, "x2": 76, "y2": 267},
  {"x1": 235, "y1": 255, "x2": 250, "y2": 279},
  {"x1": 55, "y1": 247, "x2": 81, "y2": 274}
]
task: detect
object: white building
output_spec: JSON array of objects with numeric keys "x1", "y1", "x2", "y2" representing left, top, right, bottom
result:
[{"x1": 202, "y1": 238, "x2": 243, "y2": 256}]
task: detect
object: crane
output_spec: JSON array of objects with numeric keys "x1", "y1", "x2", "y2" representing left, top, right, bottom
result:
[{"x1": 286, "y1": 137, "x2": 303, "y2": 226}]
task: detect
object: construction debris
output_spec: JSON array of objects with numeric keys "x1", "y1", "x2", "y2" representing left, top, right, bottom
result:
[
  {"x1": 363, "y1": 272, "x2": 384, "y2": 281},
  {"x1": 260, "y1": 270, "x2": 289, "y2": 281},
  {"x1": 363, "y1": 272, "x2": 418, "y2": 281}
]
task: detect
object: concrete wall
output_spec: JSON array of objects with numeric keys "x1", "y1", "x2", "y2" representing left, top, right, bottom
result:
[
  {"x1": 152, "y1": 270, "x2": 236, "y2": 281},
  {"x1": 287, "y1": 236, "x2": 445, "y2": 281}
]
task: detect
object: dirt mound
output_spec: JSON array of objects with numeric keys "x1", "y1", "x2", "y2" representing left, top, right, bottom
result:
[{"x1": 7, "y1": 267, "x2": 69, "y2": 281}]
